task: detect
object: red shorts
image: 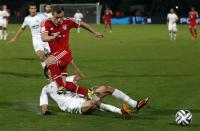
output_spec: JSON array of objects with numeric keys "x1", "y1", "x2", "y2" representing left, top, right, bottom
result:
[
  {"x1": 51, "y1": 49, "x2": 72, "y2": 74},
  {"x1": 105, "y1": 19, "x2": 111, "y2": 24},
  {"x1": 189, "y1": 22, "x2": 197, "y2": 29}
]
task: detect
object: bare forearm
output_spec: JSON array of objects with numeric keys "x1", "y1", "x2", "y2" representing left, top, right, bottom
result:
[
  {"x1": 41, "y1": 35, "x2": 56, "y2": 42},
  {"x1": 80, "y1": 21, "x2": 96, "y2": 34},
  {"x1": 41, "y1": 32, "x2": 60, "y2": 42},
  {"x1": 13, "y1": 28, "x2": 24, "y2": 39},
  {"x1": 80, "y1": 21, "x2": 103, "y2": 38}
]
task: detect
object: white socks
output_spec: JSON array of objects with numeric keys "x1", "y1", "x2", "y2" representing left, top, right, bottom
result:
[
  {"x1": 3, "y1": 30, "x2": 7, "y2": 40},
  {"x1": 170, "y1": 32, "x2": 176, "y2": 41},
  {"x1": 112, "y1": 89, "x2": 137, "y2": 108},
  {"x1": 77, "y1": 28, "x2": 80, "y2": 33},
  {"x1": 41, "y1": 62, "x2": 46, "y2": 69},
  {"x1": 100, "y1": 103, "x2": 122, "y2": 115},
  {"x1": 66, "y1": 75, "x2": 75, "y2": 82},
  {"x1": 173, "y1": 33, "x2": 176, "y2": 41}
]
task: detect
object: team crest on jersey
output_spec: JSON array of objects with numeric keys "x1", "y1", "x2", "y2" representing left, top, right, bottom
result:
[
  {"x1": 63, "y1": 24, "x2": 67, "y2": 30},
  {"x1": 50, "y1": 27, "x2": 54, "y2": 31}
]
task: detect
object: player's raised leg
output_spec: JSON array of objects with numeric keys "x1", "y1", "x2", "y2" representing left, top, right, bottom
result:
[
  {"x1": 36, "y1": 50, "x2": 47, "y2": 68},
  {"x1": 94, "y1": 85, "x2": 149, "y2": 111}
]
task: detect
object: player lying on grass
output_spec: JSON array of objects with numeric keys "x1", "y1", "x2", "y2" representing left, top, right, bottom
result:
[{"x1": 40, "y1": 69, "x2": 149, "y2": 117}]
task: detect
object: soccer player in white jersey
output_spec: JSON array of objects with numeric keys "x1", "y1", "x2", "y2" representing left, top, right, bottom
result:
[
  {"x1": 167, "y1": 8, "x2": 178, "y2": 41},
  {"x1": 10, "y1": 3, "x2": 50, "y2": 69},
  {"x1": 43, "y1": 4, "x2": 52, "y2": 19},
  {"x1": 40, "y1": 69, "x2": 149, "y2": 116},
  {"x1": 2, "y1": 5, "x2": 10, "y2": 40},
  {"x1": 0, "y1": 5, "x2": 9, "y2": 40},
  {"x1": 74, "y1": 9, "x2": 83, "y2": 33}
]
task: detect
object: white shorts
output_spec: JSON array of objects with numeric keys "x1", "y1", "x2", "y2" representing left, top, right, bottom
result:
[
  {"x1": 168, "y1": 24, "x2": 177, "y2": 32},
  {"x1": 64, "y1": 95, "x2": 86, "y2": 114},
  {"x1": 0, "y1": 19, "x2": 7, "y2": 28},
  {"x1": 32, "y1": 37, "x2": 50, "y2": 53}
]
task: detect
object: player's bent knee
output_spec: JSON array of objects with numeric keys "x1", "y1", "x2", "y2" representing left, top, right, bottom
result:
[
  {"x1": 81, "y1": 100, "x2": 96, "y2": 113},
  {"x1": 105, "y1": 85, "x2": 114, "y2": 93},
  {"x1": 36, "y1": 51, "x2": 45, "y2": 61}
]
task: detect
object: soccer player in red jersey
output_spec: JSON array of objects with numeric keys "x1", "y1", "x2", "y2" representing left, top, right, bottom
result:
[
  {"x1": 41, "y1": 7, "x2": 103, "y2": 95},
  {"x1": 104, "y1": 7, "x2": 113, "y2": 32},
  {"x1": 188, "y1": 7, "x2": 199, "y2": 39}
]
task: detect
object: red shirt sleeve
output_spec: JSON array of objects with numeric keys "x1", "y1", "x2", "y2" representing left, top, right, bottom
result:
[{"x1": 67, "y1": 18, "x2": 80, "y2": 29}]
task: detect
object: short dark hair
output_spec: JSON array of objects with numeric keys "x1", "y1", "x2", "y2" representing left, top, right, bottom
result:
[
  {"x1": 52, "y1": 6, "x2": 64, "y2": 14},
  {"x1": 28, "y1": 2, "x2": 36, "y2": 9},
  {"x1": 44, "y1": 3, "x2": 51, "y2": 9}
]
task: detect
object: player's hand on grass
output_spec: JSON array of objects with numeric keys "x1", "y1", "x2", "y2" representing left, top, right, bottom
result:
[
  {"x1": 43, "y1": 110, "x2": 52, "y2": 115},
  {"x1": 94, "y1": 32, "x2": 103, "y2": 38}
]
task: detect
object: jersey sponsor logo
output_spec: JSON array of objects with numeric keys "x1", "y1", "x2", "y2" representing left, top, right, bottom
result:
[
  {"x1": 32, "y1": 24, "x2": 39, "y2": 29},
  {"x1": 63, "y1": 24, "x2": 67, "y2": 30}
]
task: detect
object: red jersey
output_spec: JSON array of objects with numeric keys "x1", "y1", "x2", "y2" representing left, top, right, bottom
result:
[
  {"x1": 104, "y1": 9, "x2": 112, "y2": 21},
  {"x1": 188, "y1": 11, "x2": 198, "y2": 25},
  {"x1": 41, "y1": 17, "x2": 79, "y2": 53}
]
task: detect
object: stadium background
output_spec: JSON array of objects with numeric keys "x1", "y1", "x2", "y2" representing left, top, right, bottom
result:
[
  {"x1": 0, "y1": 0, "x2": 200, "y2": 131},
  {"x1": 0, "y1": 0, "x2": 200, "y2": 23}
]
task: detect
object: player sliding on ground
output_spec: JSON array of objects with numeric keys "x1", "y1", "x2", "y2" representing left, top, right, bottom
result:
[
  {"x1": 40, "y1": 70, "x2": 149, "y2": 117},
  {"x1": 167, "y1": 8, "x2": 178, "y2": 42},
  {"x1": 41, "y1": 7, "x2": 103, "y2": 95}
]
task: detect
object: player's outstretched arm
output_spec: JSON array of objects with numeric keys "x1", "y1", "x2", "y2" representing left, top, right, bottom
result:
[
  {"x1": 80, "y1": 21, "x2": 103, "y2": 38},
  {"x1": 10, "y1": 27, "x2": 25, "y2": 43}
]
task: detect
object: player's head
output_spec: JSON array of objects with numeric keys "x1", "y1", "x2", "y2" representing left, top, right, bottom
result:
[
  {"x1": 44, "y1": 4, "x2": 52, "y2": 13},
  {"x1": 28, "y1": 3, "x2": 37, "y2": 16},
  {"x1": 170, "y1": 8, "x2": 175, "y2": 13},
  {"x1": 52, "y1": 7, "x2": 64, "y2": 25},
  {"x1": 77, "y1": 9, "x2": 80, "y2": 12},
  {"x1": 191, "y1": 7, "x2": 195, "y2": 11},
  {"x1": 2, "y1": 4, "x2": 7, "y2": 10}
]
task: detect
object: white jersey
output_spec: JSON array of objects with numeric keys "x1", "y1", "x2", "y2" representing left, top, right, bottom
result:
[
  {"x1": 0, "y1": 10, "x2": 9, "y2": 26},
  {"x1": 167, "y1": 13, "x2": 178, "y2": 32},
  {"x1": 40, "y1": 82, "x2": 86, "y2": 113},
  {"x1": 167, "y1": 13, "x2": 178, "y2": 25},
  {"x1": 74, "y1": 12, "x2": 83, "y2": 21},
  {"x1": 22, "y1": 13, "x2": 47, "y2": 38},
  {"x1": 43, "y1": 12, "x2": 52, "y2": 19},
  {"x1": 0, "y1": 10, "x2": 9, "y2": 19}
]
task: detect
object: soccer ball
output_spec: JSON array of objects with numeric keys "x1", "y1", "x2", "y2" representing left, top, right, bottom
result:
[{"x1": 175, "y1": 110, "x2": 192, "y2": 126}]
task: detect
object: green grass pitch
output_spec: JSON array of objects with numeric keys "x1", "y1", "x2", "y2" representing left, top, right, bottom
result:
[{"x1": 0, "y1": 24, "x2": 200, "y2": 131}]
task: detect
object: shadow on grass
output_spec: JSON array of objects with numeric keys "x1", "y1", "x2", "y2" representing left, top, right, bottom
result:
[
  {"x1": 0, "y1": 71, "x2": 43, "y2": 78},
  {"x1": 0, "y1": 101, "x2": 60, "y2": 115},
  {"x1": 0, "y1": 101, "x2": 128, "y2": 119},
  {"x1": 0, "y1": 101, "x2": 40, "y2": 113},
  {"x1": 146, "y1": 107, "x2": 200, "y2": 116},
  {"x1": 168, "y1": 122, "x2": 200, "y2": 127}
]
